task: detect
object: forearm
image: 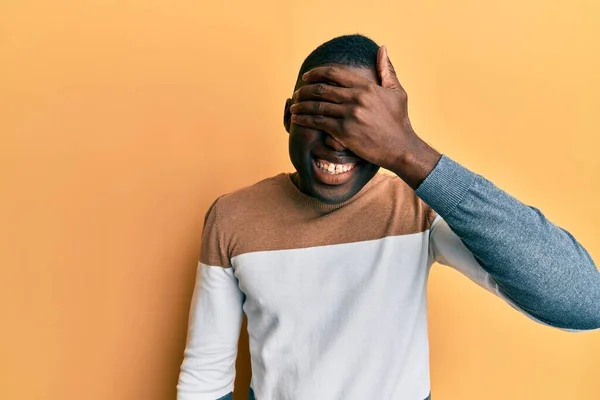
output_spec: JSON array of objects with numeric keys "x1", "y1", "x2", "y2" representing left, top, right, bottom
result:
[{"x1": 412, "y1": 152, "x2": 600, "y2": 330}]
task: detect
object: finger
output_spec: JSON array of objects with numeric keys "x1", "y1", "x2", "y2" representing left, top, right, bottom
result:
[
  {"x1": 302, "y1": 65, "x2": 371, "y2": 88},
  {"x1": 377, "y1": 45, "x2": 403, "y2": 91},
  {"x1": 293, "y1": 83, "x2": 354, "y2": 104},
  {"x1": 291, "y1": 114, "x2": 342, "y2": 136},
  {"x1": 289, "y1": 101, "x2": 346, "y2": 118}
]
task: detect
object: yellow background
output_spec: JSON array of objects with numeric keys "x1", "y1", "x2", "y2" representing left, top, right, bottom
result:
[{"x1": 1, "y1": 1, "x2": 599, "y2": 399}]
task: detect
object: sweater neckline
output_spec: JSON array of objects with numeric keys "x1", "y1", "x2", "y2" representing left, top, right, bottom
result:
[{"x1": 280, "y1": 171, "x2": 383, "y2": 211}]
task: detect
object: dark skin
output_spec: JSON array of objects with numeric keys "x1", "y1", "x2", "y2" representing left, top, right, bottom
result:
[
  {"x1": 284, "y1": 67, "x2": 381, "y2": 204},
  {"x1": 284, "y1": 45, "x2": 442, "y2": 204}
]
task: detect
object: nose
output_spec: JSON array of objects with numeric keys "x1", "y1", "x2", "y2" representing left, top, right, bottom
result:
[{"x1": 324, "y1": 134, "x2": 346, "y2": 151}]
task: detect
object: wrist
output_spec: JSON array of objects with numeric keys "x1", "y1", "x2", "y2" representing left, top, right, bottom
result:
[{"x1": 390, "y1": 134, "x2": 442, "y2": 190}]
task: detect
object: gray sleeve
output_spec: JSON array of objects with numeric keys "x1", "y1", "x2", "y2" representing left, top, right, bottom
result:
[{"x1": 415, "y1": 154, "x2": 600, "y2": 331}]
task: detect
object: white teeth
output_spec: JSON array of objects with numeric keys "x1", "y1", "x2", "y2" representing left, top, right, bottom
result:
[{"x1": 316, "y1": 159, "x2": 356, "y2": 175}]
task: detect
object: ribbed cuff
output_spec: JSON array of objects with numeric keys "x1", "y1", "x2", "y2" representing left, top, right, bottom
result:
[{"x1": 414, "y1": 154, "x2": 478, "y2": 218}]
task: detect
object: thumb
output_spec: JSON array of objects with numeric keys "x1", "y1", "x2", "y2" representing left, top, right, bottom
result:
[{"x1": 377, "y1": 45, "x2": 402, "y2": 90}]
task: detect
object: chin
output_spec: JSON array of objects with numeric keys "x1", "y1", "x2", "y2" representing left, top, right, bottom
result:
[{"x1": 307, "y1": 170, "x2": 376, "y2": 205}]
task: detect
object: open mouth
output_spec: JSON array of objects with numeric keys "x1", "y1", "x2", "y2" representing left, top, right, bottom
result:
[{"x1": 312, "y1": 157, "x2": 359, "y2": 185}]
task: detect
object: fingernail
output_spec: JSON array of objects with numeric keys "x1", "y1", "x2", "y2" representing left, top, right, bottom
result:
[
  {"x1": 290, "y1": 104, "x2": 296, "y2": 113},
  {"x1": 291, "y1": 114, "x2": 297, "y2": 121},
  {"x1": 302, "y1": 72, "x2": 308, "y2": 81}
]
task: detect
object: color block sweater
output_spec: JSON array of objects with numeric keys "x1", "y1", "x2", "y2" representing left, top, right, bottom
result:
[{"x1": 177, "y1": 155, "x2": 600, "y2": 400}]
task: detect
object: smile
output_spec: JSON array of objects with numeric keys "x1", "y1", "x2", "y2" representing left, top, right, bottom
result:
[
  {"x1": 311, "y1": 157, "x2": 359, "y2": 186},
  {"x1": 314, "y1": 159, "x2": 357, "y2": 175}
]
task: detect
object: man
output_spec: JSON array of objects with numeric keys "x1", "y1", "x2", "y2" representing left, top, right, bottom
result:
[{"x1": 177, "y1": 34, "x2": 600, "y2": 400}]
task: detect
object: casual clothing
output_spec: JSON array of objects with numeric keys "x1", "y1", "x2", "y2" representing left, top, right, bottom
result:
[
  {"x1": 177, "y1": 154, "x2": 600, "y2": 400},
  {"x1": 215, "y1": 389, "x2": 427, "y2": 400}
]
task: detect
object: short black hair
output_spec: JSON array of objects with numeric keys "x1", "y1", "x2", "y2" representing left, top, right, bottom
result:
[{"x1": 295, "y1": 34, "x2": 380, "y2": 88}]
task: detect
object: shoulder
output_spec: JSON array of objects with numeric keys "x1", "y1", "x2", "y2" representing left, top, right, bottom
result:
[
  {"x1": 371, "y1": 171, "x2": 407, "y2": 191},
  {"x1": 370, "y1": 171, "x2": 439, "y2": 228},
  {"x1": 368, "y1": 170, "x2": 416, "y2": 201},
  {"x1": 204, "y1": 173, "x2": 289, "y2": 224}
]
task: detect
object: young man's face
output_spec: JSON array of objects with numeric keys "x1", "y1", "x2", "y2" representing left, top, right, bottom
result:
[{"x1": 284, "y1": 65, "x2": 380, "y2": 204}]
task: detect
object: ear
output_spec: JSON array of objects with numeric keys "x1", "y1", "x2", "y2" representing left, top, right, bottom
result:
[{"x1": 283, "y1": 98, "x2": 293, "y2": 133}]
